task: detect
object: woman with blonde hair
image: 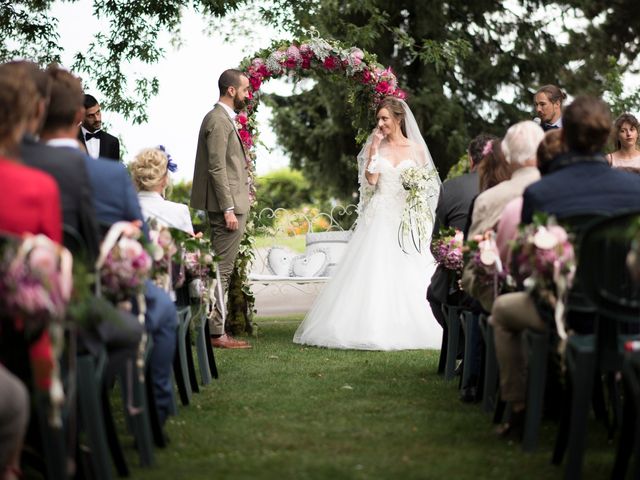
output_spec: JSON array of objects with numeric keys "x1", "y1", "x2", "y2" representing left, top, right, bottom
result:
[{"x1": 130, "y1": 146, "x2": 194, "y2": 234}]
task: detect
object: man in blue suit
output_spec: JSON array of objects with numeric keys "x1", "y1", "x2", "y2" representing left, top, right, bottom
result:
[{"x1": 41, "y1": 65, "x2": 178, "y2": 426}]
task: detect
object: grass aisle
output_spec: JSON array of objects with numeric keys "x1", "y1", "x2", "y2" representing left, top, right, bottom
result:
[{"x1": 134, "y1": 315, "x2": 611, "y2": 480}]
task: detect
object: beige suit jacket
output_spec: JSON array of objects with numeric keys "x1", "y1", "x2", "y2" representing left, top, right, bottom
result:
[
  {"x1": 190, "y1": 104, "x2": 250, "y2": 214},
  {"x1": 462, "y1": 166, "x2": 541, "y2": 311}
]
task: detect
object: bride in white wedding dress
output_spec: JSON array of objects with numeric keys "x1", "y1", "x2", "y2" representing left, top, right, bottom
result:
[{"x1": 293, "y1": 97, "x2": 443, "y2": 350}]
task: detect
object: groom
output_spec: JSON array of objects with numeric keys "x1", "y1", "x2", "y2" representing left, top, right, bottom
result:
[{"x1": 190, "y1": 69, "x2": 252, "y2": 349}]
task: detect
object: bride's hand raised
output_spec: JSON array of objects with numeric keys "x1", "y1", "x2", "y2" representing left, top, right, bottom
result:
[{"x1": 371, "y1": 127, "x2": 384, "y2": 150}]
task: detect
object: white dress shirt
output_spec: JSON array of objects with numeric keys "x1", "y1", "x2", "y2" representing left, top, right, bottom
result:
[
  {"x1": 137, "y1": 191, "x2": 194, "y2": 234},
  {"x1": 80, "y1": 126, "x2": 101, "y2": 159}
]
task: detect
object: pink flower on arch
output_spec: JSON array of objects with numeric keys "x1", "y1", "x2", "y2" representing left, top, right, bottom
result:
[
  {"x1": 239, "y1": 129, "x2": 253, "y2": 148},
  {"x1": 323, "y1": 56, "x2": 339, "y2": 70},
  {"x1": 249, "y1": 76, "x2": 262, "y2": 91},
  {"x1": 236, "y1": 111, "x2": 248, "y2": 126},
  {"x1": 393, "y1": 88, "x2": 407, "y2": 100},
  {"x1": 361, "y1": 69, "x2": 373, "y2": 84},
  {"x1": 301, "y1": 58, "x2": 311, "y2": 69},
  {"x1": 375, "y1": 81, "x2": 392, "y2": 94}
]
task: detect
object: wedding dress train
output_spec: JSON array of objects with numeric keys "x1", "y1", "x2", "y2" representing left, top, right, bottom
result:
[{"x1": 293, "y1": 156, "x2": 442, "y2": 350}]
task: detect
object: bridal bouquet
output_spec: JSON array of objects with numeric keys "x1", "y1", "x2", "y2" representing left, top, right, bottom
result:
[
  {"x1": 510, "y1": 215, "x2": 575, "y2": 341},
  {"x1": 398, "y1": 166, "x2": 439, "y2": 253},
  {"x1": 431, "y1": 227, "x2": 464, "y2": 272}
]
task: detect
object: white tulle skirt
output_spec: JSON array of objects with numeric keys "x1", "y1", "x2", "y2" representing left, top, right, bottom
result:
[{"x1": 293, "y1": 197, "x2": 442, "y2": 351}]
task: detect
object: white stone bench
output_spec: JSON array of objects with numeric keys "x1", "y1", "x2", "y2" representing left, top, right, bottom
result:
[{"x1": 249, "y1": 205, "x2": 357, "y2": 294}]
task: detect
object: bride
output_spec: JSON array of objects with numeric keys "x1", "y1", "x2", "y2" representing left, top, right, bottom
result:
[{"x1": 293, "y1": 97, "x2": 442, "y2": 350}]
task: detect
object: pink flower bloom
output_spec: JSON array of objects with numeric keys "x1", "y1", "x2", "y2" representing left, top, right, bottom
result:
[
  {"x1": 249, "y1": 76, "x2": 262, "y2": 91},
  {"x1": 323, "y1": 56, "x2": 339, "y2": 70},
  {"x1": 375, "y1": 81, "x2": 392, "y2": 94},
  {"x1": 246, "y1": 89, "x2": 254, "y2": 100},
  {"x1": 361, "y1": 69, "x2": 373, "y2": 84},
  {"x1": 301, "y1": 58, "x2": 311, "y2": 69},
  {"x1": 239, "y1": 129, "x2": 253, "y2": 148},
  {"x1": 236, "y1": 112, "x2": 248, "y2": 126},
  {"x1": 299, "y1": 44, "x2": 313, "y2": 59},
  {"x1": 29, "y1": 246, "x2": 57, "y2": 275},
  {"x1": 393, "y1": 88, "x2": 407, "y2": 100}
]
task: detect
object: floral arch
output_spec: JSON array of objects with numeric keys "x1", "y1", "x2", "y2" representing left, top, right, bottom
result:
[{"x1": 226, "y1": 32, "x2": 407, "y2": 333}]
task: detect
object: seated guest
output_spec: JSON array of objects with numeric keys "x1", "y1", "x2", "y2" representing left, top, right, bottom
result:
[
  {"x1": 462, "y1": 121, "x2": 544, "y2": 312},
  {"x1": 477, "y1": 137, "x2": 512, "y2": 192},
  {"x1": 0, "y1": 63, "x2": 62, "y2": 395},
  {"x1": 492, "y1": 96, "x2": 640, "y2": 437},
  {"x1": 428, "y1": 134, "x2": 490, "y2": 374},
  {"x1": 495, "y1": 129, "x2": 567, "y2": 264},
  {"x1": 607, "y1": 112, "x2": 640, "y2": 171},
  {"x1": 0, "y1": 365, "x2": 29, "y2": 480},
  {"x1": 41, "y1": 65, "x2": 178, "y2": 426},
  {"x1": 1, "y1": 60, "x2": 102, "y2": 263},
  {"x1": 129, "y1": 147, "x2": 194, "y2": 234}
]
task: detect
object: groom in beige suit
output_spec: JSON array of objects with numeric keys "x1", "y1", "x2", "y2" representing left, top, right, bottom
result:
[{"x1": 190, "y1": 69, "x2": 252, "y2": 349}]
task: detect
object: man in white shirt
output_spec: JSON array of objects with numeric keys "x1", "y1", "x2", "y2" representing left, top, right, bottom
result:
[
  {"x1": 533, "y1": 84, "x2": 566, "y2": 131},
  {"x1": 78, "y1": 94, "x2": 121, "y2": 161}
]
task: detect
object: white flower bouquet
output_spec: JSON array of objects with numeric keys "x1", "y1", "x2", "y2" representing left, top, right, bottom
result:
[{"x1": 398, "y1": 166, "x2": 439, "y2": 253}]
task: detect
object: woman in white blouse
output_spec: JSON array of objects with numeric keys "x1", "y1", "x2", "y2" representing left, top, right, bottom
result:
[{"x1": 130, "y1": 147, "x2": 194, "y2": 234}]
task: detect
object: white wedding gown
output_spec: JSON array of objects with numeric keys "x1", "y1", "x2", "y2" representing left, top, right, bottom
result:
[{"x1": 293, "y1": 155, "x2": 442, "y2": 350}]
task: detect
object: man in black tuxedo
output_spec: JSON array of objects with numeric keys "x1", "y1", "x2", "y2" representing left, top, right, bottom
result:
[
  {"x1": 78, "y1": 94, "x2": 121, "y2": 161},
  {"x1": 533, "y1": 84, "x2": 566, "y2": 132},
  {"x1": 427, "y1": 134, "x2": 492, "y2": 383}
]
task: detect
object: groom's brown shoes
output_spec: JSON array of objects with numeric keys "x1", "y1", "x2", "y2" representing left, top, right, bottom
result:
[{"x1": 210, "y1": 334, "x2": 252, "y2": 349}]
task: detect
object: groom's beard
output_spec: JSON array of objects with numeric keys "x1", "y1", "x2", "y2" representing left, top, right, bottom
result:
[{"x1": 233, "y1": 95, "x2": 247, "y2": 111}]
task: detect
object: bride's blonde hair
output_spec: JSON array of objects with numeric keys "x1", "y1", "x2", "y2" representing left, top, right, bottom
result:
[{"x1": 376, "y1": 97, "x2": 407, "y2": 136}]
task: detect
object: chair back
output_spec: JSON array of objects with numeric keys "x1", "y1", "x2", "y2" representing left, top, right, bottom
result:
[{"x1": 579, "y1": 210, "x2": 640, "y2": 367}]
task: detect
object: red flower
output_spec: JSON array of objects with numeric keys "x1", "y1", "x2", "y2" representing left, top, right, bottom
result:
[
  {"x1": 375, "y1": 81, "x2": 392, "y2": 94},
  {"x1": 246, "y1": 89, "x2": 253, "y2": 100},
  {"x1": 249, "y1": 76, "x2": 262, "y2": 91},
  {"x1": 393, "y1": 88, "x2": 407, "y2": 100},
  {"x1": 301, "y1": 58, "x2": 311, "y2": 69},
  {"x1": 361, "y1": 69, "x2": 373, "y2": 84},
  {"x1": 239, "y1": 129, "x2": 253, "y2": 148},
  {"x1": 257, "y1": 65, "x2": 269, "y2": 77},
  {"x1": 284, "y1": 57, "x2": 298, "y2": 69},
  {"x1": 236, "y1": 112, "x2": 248, "y2": 126},
  {"x1": 323, "y1": 56, "x2": 339, "y2": 70}
]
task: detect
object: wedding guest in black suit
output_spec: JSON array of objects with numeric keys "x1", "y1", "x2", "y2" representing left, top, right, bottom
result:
[
  {"x1": 428, "y1": 134, "x2": 493, "y2": 388},
  {"x1": 534, "y1": 84, "x2": 565, "y2": 131},
  {"x1": 78, "y1": 94, "x2": 121, "y2": 160}
]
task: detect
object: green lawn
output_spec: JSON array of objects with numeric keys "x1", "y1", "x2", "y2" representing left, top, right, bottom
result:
[{"x1": 126, "y1": 316, "x2": 613, "y2": 480}]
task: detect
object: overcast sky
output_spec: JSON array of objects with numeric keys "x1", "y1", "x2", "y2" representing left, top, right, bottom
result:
[{"x1": 52, "y1": 1, "x2": 294, "y2": 182}]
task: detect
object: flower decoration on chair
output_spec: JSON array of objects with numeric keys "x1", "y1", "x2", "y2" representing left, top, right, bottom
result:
[
  {"x1": 509, "y1": 214, "x2": 576, "y2": 345},
  {"x1": 463, "y1": 230, "x2": 508, "y2": 298},
  {"x1": 97, "y1": 222, "x2": 153, "y2": 380},
  {"x1": 0, "y1": 233, "x2": 73, "y2": 424},
  {"x1": 147, "y1": 220, "x2": 181, "y2": 295}
]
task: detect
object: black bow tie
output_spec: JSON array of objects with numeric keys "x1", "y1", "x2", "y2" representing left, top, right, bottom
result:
[
  {"x1": 85, "y1": 131, "x2": 100, "y2": 141},
  {"x1": 542, "y1": 123, "x2": 559, "y2": 132}
]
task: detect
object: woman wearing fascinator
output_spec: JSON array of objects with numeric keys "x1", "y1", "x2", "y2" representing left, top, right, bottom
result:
[
  {"x1": 294, "y1": 97, "x2": 442, "y2": 350},
  {"x1": 130, "y1": 146, "x2": 195, "y2": 235}
]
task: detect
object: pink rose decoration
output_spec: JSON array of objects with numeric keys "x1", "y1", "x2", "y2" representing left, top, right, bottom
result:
[
  {"x1": 323, "y1": 56, "x2": 339, "y2": 70},
  {"x1": 361, "y1": 69, "x2": 373, "y2": 84},
  {"x1": 375, "y1": 81, "x2": 392, "y2": 94},
  {"x1": 239, "y1": 129, "x2": 253, "y2": 148},
  {"x1": 301, "y1": 58, "x2": 311, "y2": 69},
  {"x1": 249, "y1": 76, "x2": 262, "y2": 91},
  {"x1": 236, "y1": 112, "x2": 248, "y2": 126},
  {"x1": 393, "y1": 88, "x2": 407, "y2": 100}
]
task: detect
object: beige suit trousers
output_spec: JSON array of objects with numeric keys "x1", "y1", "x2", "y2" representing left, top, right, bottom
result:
[
  {"x1": 491, "y1": 291, "x2": 546, "y2": 404},
  {"x1": 208, "y1": 212, "x2": 247, "y2": 335}
]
